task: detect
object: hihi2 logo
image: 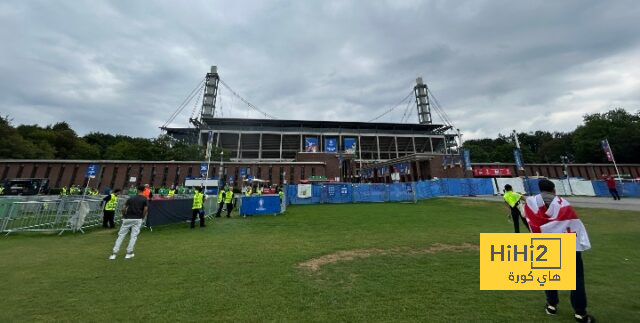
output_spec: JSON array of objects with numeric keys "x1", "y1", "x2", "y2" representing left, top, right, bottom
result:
[{"x1": 480, "y1": 233, "x2": 576, "y2": 290}]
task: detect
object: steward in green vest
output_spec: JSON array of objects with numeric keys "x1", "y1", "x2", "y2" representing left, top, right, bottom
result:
[
  {"x1": 191, "y1": 187, "x2": 206, "y2": 228},
  {"x1": 503, "y1": 184, "x2": 529, "y2": 233},
  {"x1": 215, "y1": 186, "x2": 228, "y2": 218},
  {"x1": 168, "y1": 188, "x2": 175, "y2": 198},
  {"x1": 102, "y1": 189, "x2": 121, "y2": 229},
  {"x1": 244, "y1": 186, "x2": 252, "y2": 196},
  {"x1": 222, "y1": 188, "x2": 234, "y2": 217},
  {"x1": 60, "y1": 186, "x2": 67, "y2": 196},
  {"x1": 0, "y1": 186, "x2": 4, "y2": 195}
]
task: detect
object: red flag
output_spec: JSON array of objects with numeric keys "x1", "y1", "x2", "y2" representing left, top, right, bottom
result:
[{"x1": 524, "y1": 195, "x2": 591, "y2": 251}]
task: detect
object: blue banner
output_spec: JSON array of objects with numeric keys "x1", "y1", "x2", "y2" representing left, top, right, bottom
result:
[
  {"x1": 305, "y1": 137, "x2": 318, "y2": 152},
  {"x1": 200, "y1": 163, "x2": 208, "y2": 173},
  {"x1": 325, "y1": 137, "x2": 337, "y2": 152},
  {"x1": 344, "y1": 138, "x2": 357, "y2": 154},
  {"x1": 514, "y1": 148, "x2": 524, "y2": 170},
  {"x1": 240, "y1": 168, "x2": 247, "y2": 177},
  {"x1": 85, "y1": 164, "x2": 99, "y2": 178},
  {"x1": 240, "y1": 196, "x2": 281, "y2": 215},
  {"x1": 463, "y1": 149, "x2": 472, "y2": 171}
]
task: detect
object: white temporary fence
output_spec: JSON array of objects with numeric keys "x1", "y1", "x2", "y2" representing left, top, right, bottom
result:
[
  {"x1": 493, "y1": 178, "x2": 527, "y2": 195},
  {"x1": 492, "y1": 177, "x2": 597, "y2": 197},
  {"x1": 568, "y1": 179, "x2": 596, "y2": 196}
]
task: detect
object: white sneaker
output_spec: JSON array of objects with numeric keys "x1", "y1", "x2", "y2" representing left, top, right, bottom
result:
[
  {"x1": 108, "y1": 254, "x2": 116, "y2": 260},
  {"x1": 125, "y1": 253, "x2": 135, "y2": 259}
]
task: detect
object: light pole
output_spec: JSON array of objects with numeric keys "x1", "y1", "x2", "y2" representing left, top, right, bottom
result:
[
  {"x1": 561, "y1": 155, "x2": 573, "y2": 195},
  {"x1": 218, "y1": 151, "x2": 224, "y2": 190}
]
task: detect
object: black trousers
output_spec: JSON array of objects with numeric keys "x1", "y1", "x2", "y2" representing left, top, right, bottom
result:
[
  {"x1": 215, "y1": 201, "x2": 225, "y2": 217},
  {"x1": 609, "y1": 188, "x2": 621, "y2": 200},
  {"x1": 191, "y1": 209, "x2": 205, "y2": 228},
  {"x1": 510, "y1": 206, "x2": 530, "y2": 233},
  {"x1": 225, "y1": 202, "x2": 233, "y2": 217},
  {"x1": 103, "y1": 210, "x2": 115, "y2": 228},
  {"x1": 545, "y1": 252, "x2": 587, "y2": 315}
]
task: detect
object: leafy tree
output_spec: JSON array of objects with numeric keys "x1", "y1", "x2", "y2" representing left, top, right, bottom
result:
[{"x1": 573, "y1": 109, "x2": 640, "y2": 163}]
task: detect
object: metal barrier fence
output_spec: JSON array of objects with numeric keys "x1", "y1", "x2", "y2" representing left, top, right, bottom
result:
[{"x1": 1, "y1": 196, "x2": 128, "y2": 235}]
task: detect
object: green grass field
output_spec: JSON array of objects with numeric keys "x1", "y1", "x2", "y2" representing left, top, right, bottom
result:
[{"x1": 1, "y1": 198, "x2": 638, "y2": 322}]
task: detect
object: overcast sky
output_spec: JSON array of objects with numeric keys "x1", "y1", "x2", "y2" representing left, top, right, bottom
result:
[{"x1": 1, "y1": 0, "x2": 639, "y2": 139}]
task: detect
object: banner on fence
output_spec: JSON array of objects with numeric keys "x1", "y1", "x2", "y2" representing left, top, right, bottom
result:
[
  {"x1": 298, "y1": 184, "x2": 312, "y2": 198},
  {"x1": 240, "y1": 196, "x2": 281, "y2": 215}
]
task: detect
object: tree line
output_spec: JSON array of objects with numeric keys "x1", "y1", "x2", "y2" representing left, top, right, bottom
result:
[
  {"x1": 463, "y1": 108, "x2": 640, "y2": 164},
  {"x1": 0, "y1": 116, "x2": 226, "y2": 161},
  {"x1": 1, "y1": 108, "x2": 638, "y2": 164}
]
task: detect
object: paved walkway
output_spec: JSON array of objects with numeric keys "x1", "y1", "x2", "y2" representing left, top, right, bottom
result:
[{"x1": 461, "y1": 195, "x2": 640, "y2": 212}]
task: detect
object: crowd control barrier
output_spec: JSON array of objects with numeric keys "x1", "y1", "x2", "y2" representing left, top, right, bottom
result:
[{"x1": 285, "y1": 179, "x2": 496, "y2": 205}]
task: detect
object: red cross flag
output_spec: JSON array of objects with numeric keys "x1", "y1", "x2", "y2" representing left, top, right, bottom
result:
[{"x1": 524, "y1": 195, "x2": 591, "y2": 251}]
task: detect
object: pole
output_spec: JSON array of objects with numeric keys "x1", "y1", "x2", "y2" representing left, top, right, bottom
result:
[
  {"x1": 607, "y1": 138, "x2": 623, "y2": 183},
  {"x1": 562, "y1": 155, "x2": 573, "y2": 195}
]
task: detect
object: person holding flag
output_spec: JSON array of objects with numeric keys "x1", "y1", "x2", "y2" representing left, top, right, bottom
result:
[
  {"x1": 502, "y1": 184, "x2": 529, "y2": 233},
  {"x1": 524, "y1": 179, "x2": 595, "y2": 323}
]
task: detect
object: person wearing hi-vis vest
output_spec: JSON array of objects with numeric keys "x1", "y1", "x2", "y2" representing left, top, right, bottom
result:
[
  {"x1": 102, "y1": 189, "x2": 121, "y2": 229},
  {"x1": 223, "y1": 187, "x2": 234, "y2": 217},
  {"x1": 215, "y1": 186, "x2": 227, "y2": 217},
  {"x1": 191, "y1": 187, "x2": 206, "y2": 228},
  {"x1": 502, "y1": 184, "x2": 529, "y2": 233},
  {"x1": 167, "y1": 185, "x2": 176, "y2": 198}
]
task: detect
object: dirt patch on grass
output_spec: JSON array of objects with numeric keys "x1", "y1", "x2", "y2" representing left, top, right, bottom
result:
[{"x1": 298, "y1": 243, "x2": 478, "y2": 271}]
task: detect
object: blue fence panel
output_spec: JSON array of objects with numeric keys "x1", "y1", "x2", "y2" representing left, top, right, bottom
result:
[
  {"x1": 388, "y1": 183, "x2": 414, "y2": 202},
  {"x1": 353, "y1": 183, "x2": 388, "y2": 202},
  {"x1": 470, "y1": 178, "x2": 495, "y2": 195},
  {"x1": 524, "y1": 179, "x2": 540, "y2": 195},
  {"x1": 591, "y1": 181, "x2": 610, "y2": 197},
  {"x1": 321, "y1": 183, "x2": 354, "y2": 203},
  {"x1": 416, "y1": 181, "x2": 432, "y2": 199},
  {"x1": 429, "y1": 180, "x2": 443, "y2": 196},
  {"x1": 622, "y1": 182, "x2": 640, "y2": 197}
]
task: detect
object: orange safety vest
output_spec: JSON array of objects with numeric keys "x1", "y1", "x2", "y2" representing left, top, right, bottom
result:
[{"x1": 142, "y1": 187, "x2": 151, "y2": 199}]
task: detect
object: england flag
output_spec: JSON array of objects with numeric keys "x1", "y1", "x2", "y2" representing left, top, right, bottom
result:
[{"x1": 524, "y1": 195, "x2": 591, "y2": 251}]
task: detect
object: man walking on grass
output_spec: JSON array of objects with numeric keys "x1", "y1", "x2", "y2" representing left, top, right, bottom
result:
[
  {"x1": 524, "y1": 179, "x2": 595, "y2": 323},
  {"x1": 109, "y1": 185, "x2": 148, "y2": 260}
]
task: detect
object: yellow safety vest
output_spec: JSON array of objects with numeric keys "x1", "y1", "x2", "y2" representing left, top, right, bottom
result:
[
  {"x1": 224, "y1": 190, "x2": 234, "y2": 203},
  {"x1": 61, "y1": 187, "x2": 67, "y2": 195},
  {"x1": 245, "y1": 188, "x2": 252, "y2": 196},
  {"x1": 105, "y1": 193, "x2": 118, "y2": 211},
  {"x1": 168, "y1": 189, "x2": 175, "y2": 197},
  {"x1": 257, "y1": 188, "x2": 262, "y2": 196},
  {"x1": 0, "y1": 187, "x2": 4, "y2": 195},
  {"x1": 503, "y1": 191, "x2": 522, "y2": 208},
  {"x1": 278, "y1": 191, "x2": 284, "y2": 199},
  {"x1": 193, "y1": 192, "x2": 204, "y2": 209},
  {"x1": 217, "y1": 190, "x2": 224, "y2": 203}
]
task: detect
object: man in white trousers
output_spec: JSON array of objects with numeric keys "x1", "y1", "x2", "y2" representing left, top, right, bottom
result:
[{"x1": 109, "y1": 185, "x2": 149, "y2": 260}]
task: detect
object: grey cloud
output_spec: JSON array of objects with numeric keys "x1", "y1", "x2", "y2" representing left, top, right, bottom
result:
[{"x1": 1, "y1": 0, "x2": 639, "y2": 139}]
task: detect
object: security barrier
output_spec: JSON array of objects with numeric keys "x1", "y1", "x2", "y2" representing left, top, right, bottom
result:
[
  {"x1": 1, "y1": 196, "x2": 128, "y2": 235},
  {"x1": 285, "y1": 178, "x2": 496, "y2": 205}
]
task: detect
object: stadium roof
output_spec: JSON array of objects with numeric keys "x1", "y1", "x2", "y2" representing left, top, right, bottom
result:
[{"x1": 198, "y1": 117, "x2": 451, "y2": 133}]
